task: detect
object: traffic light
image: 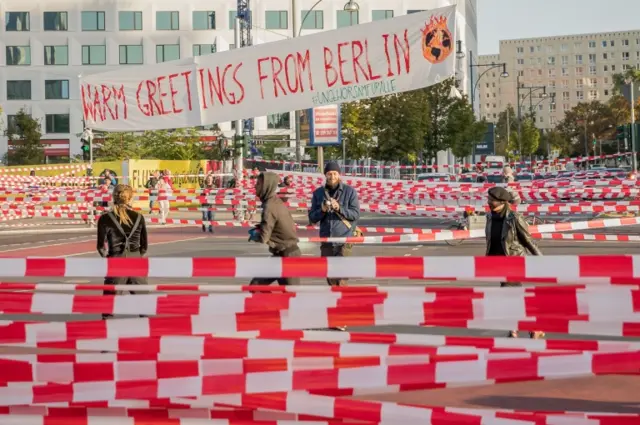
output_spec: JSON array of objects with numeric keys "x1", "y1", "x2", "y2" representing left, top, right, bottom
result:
[
  {"x1": 81, "y1": 140, "x2": 90, "y2": 161},
  {"x1": 616, "y1": 125, "x2": 629, "y2": 141}
]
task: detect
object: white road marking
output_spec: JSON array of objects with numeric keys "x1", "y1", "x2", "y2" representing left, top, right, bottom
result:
[{"x1": 62, "y1": 236, "x2": 210, "y2": 258}]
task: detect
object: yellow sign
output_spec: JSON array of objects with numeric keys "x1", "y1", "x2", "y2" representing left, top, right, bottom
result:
[{"x1": 128, "y1": 160, "x2": 208, "y2": 190}]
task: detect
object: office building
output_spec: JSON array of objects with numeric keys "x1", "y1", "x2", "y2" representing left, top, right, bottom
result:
[
  {"x1": 478, "y1": 29, "x2": 640, "y2": 130},
  {"x1": 0, "y1": 0, "x2": 477, "y2": 161}
]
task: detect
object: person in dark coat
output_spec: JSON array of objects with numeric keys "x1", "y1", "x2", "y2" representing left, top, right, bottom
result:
[
  {"x1": 97, "y1": 184, "x2": 148, "y2": 319},
  {"x1": 249, "y1": 172, "x2": 301, "y2": 286},
  {"x1": 485, "y1": 186, "x2": 544, "y2": 339},
  {"x1": 308, "y1": 161, "x2": 360, "y2": 287}
]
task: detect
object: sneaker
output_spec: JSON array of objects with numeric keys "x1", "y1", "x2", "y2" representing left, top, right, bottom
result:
[
  {"x1": 208, "y1": 226, "x2": 214, "y2": 233},
  {"x1": 202, "y1": 225, "x2": 206, "y2": 232}
]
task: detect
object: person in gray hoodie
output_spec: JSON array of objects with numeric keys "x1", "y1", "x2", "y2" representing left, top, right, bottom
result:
[{"x1": 249, "y1": 172, "x2": 301, "y2": 285}]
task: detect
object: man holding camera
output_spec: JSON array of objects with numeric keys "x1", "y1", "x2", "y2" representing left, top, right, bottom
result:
[{"x1": 309, "y1": 161, "x2": 360, "y2": 286}]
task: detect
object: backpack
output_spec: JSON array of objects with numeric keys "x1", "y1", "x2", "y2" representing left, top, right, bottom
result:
[{"x1": 107, "y1": 211, "x2": 142, "y2": 257}]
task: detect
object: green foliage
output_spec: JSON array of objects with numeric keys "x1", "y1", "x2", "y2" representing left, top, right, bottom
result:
[
  {"x1": 509, "y1": 118, "x2": 540, "y2": 157},
  {"x1": 322, "y1": 101, "x2": 375, "y2": 160},
  {"x1": 370, "y1": 91, "x2": 429, "y2": 161},
  {"x1": 3, "y1": 109, "x2": 45, "y2": 165},
  {"x1": 494, "y1": 105, "x2": 519, "y2": 156},
  {"x1": 557, "y1": 101, "x2": 620, "y2": 156},
  {"x1": 95, "y1": 126, "x2": 224, "y2": 162}
]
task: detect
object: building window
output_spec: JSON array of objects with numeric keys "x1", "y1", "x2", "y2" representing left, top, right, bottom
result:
[
  {"x1": 623, "y1": 52, "x2": 630, "y2": 61},
  {"x1": 562, "y1": 92, "x2": 570, "y2": 101},
  {"x1": 6, "y1": 80, "x2": 31, "y2": 100},
  {"x1": 604, "y1": 89, "x2": 609, "y2": 96},
  {"x1": 119, "y1": 11, "x2": 142, "y2": 30},
  {"x1": 611, "y1": 40, "x2": 615, "y2": 47},
  {"x1": 589, "y1": 90, "x2": 598, "y2": 100},
  {"x1": 548, "y1": 68, "x2": 555, "y2": 77},
  {"x1": 560, "y1": 43, "x2": 568, "y2": 51},
  {"x1": 575, "y1": 55, "x2": 583, "y2": 65},
  {"x1": 43, "y1": 12, "x2": 68, "y2": 31},
  {"x1": 576, "y1": 79, "x2": 583, "y2": 88},
  {"x1": 157, "y1": 11, "x2": 179, "y2": 30},
  {"x1": 561, "y1": 79, "x2": 569, "y2": 88},
  {"x1": 589, "y1": 66, "x2": 597, "y2": 75},
  {"x1": 602, "y1": 40, "x2": 607, "y2": 47},
  {"x1": 119, "y1": 45, "x2": 143, "y2": 64},
  {"x1": 265, "y1": 10, "x2": 288, "y2": 29},
  {"x1": 82, "y1": 45, "x2": 106, "y2": 65},
  {"x1": 6, "y1": 46, "x2": 31, "y2": 65},
  {"x1": 44, "y1": 45, "x2": 68, "y2": 65},
  {"x1": 517, "y1": 59, "x2": 524, "y2": 65},
  {"x1": 518, "y1": 70, "x2": 524, "y2": 77},
  {"x1": 575, "y1": 67, "x2": 583, "y2": 75},
  {"x1": 547, "y1": 56, "x2": 555, "y2": 65},
  {"x1": 604, "y1": 65, "x2": 609, "y2": 72},
  {"x1": 267, "y1": 112, "x2": 291, "y2": 129},
  {"x1": 45, "y1": 114, "x2": 70, "y2": 134},
  {"x1": 193, "y1": 44, "x2": 216, "y2": 56},
  {"x1": 336, "y1": 10, "x2": 358, "y2": 27},
  {"x1": 81, "y1": 11, "x2": 105, "y2": 31},
  {"x1": 623, "y1": 39, "x2": 630, "y2": 46},
  {"x1": 300, "y1": 10, "x2": 323, "y2": 29},
  {"x1": 156, "y1": 44, "x2": 180, "y2": 63},
  {"x1": 576, "y1": 91, "x2": 584, "y2": 100},
  {"x1": 372, "y1": 10, "x2": 394, "y2": 21},
  {"x1": 561, "y1": 55, "x2": 568, "y2": 66},
  {"x1": 590, "y1": 78, "x2": 597, "y2": 86},
  {"x1": 574, "y1": 42, "x2": 581, "y2": 49},
  {"x1": 561, "y1": 68, "x2": 568, "y2": 76},
  {"x1": 588, "y1": 41, "x2": 595, "y2": 48},
  {"x1": 193, "y1": 11, "x2": 215, "y2": 29},
  {"x1": 549, "y1": 103, "x2": 556, "y2": 113},
  {"x1": 588, "y1": 53, "x2": 596, "y2": 64},
  {"x1": 44, "y1": 80, "x2": 69, "y2": 100},
  {"x1": 5, "y1": 12, "x2": 30, "y2": 31},
  {"x1": 229, "y1": 11, "x2": 252, "y2": 29}
]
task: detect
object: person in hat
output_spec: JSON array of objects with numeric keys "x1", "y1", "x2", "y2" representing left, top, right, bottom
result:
[
  {"x1": 485, "y1": 186, "x2": 544, "y2": 339},
  {"x1": 309, "y1": 161, "x2": 361, "y2": 287}
]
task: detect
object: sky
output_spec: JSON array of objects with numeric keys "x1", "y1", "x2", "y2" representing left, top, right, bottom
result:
[{"x1": 477, "y1": 0, "x2": 640, "y2": 55}]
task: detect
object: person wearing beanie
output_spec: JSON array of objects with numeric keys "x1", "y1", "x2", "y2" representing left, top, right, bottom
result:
[
  {"x1": 485, "y1": 186, "x2": 543, "y2": 340},
  {"x1": 309, "y1": 161, "x2": 361, "y2": 288}
]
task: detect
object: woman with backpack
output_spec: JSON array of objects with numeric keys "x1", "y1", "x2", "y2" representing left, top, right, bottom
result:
[{"x1": 96, "y1": 184, "x2": 148, "y2": 319}]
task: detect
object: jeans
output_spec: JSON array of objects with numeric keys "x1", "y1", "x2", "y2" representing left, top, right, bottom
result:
[{"x1": 202, "y1": 209, "x2": 214, "y2": 227}]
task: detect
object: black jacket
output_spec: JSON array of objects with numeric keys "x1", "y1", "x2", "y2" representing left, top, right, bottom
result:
[
  {"x1": 485, "y1": 210, "x2": 541, "y2": 256},
  {"x1": 97, "y1": 209, "x2": 148, "y2": 257}
]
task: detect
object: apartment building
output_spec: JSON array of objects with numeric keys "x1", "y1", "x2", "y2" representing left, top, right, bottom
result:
[
  {"x1": 478, "y1": 29, "x2": 640, "y2": 129},
  {"x1": 0, "y1": 0, "x2": 478, "y2": 161}
]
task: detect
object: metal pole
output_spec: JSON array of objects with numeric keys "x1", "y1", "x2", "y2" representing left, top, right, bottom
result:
[
  {"x1": 583, "y1": 119, "x2": 588, "y2": 158},
  {"x1": 292, "y1": 0, "x2": 302, "y2": 167},
  {"x1": 516, "y1": 75, "x2": 522, "y2": 161},
  {"x1": 631, "y1": 80, "x2": 637, "y2": 172},
  {"x1": 469, "y1": 51, "x2": 475, "y2": 164},
  {"x1": 506, "y1": 109, "x2": 510, "y2": 152},
  {"x1": 234, "y1": 16, "x2": 244, "y2": 187}
]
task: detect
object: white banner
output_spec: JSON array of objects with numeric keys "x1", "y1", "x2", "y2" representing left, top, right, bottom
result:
[
  {"x1": 80, "y1": 6, "x2": 457, "y2": 131},
  {"x1": 308, "y1": 105, "x2": 341, "y2": 146}
]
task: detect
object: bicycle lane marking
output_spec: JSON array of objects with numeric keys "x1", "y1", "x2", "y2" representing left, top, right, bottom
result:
[{"x1": 0, "y1": 234, "x2": 208, "y2": 258}]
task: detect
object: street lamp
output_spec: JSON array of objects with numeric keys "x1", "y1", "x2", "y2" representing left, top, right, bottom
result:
[
  {"x1": 292, "y1": 0, "x2": 360, "y2": 172},
  {"x1": 516, "y1": 75, "x2": 548, "y2": 163},
  {"x1": 468, "y1": 55, "x2": 508, "y2": 163}
]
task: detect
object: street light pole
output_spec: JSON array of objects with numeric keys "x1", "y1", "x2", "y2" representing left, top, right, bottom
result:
[
  {"x1": 631, "y1": 80, "x2": 638, "y2": 172},
  {"x1": 234, "y1": 16, "x2": 243, "y2": 187}
]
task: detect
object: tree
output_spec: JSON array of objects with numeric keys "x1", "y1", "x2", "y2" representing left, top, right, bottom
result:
[
  {"x1": 556, "y1": 101, "x2": 614, "y2": 156},
  {"x1": 494, "y1": 105, "x2": 519, "y2": 156},
  {"x1": 540, "y1": 129, "x2": 572, "y2": 157},
  {"x1": 322, "y1": 101, "x2": 375, "y2": 160},
  {"x1": 95, "y1": 132, "x2": 145, "y2": 161},
  {"x1": 370, "y1": 91, "x2": 429, "y2": 162},
  {"x1": 3, "y1": 109, "x2": 45, "y2": 165},
  {"x1": 509, "y1": 118, "x2": 540, "y2": 157},
  {"x1": 613, "y1": 69, "x2": 640, "y2": 118},
  {"x1": 141, "y1": 128, "x2": 207, "y2": 160},
  {"x1": 448, "y1": 104, "x2": 487, "y2": 158}
]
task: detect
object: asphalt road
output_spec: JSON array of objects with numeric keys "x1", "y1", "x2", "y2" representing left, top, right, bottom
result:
[{"x1": 1, "y1": 212, "x2": 638, "y2": 342}]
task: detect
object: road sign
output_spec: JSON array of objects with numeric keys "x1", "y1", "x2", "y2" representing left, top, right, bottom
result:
[{"x1": 274, "y1": 147, "x2": 296, "y2": 154}]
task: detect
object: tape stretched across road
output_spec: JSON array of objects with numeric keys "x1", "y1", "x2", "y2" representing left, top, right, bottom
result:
[{"x1": 1, "y1": 255, "x2": 640, "y2": 283}]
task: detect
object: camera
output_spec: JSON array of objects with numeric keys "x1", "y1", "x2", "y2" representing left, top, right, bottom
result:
[{"x1": 324, "y1": 199, "x2": 333, "y2": 212}]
